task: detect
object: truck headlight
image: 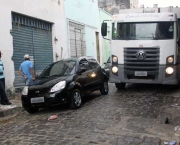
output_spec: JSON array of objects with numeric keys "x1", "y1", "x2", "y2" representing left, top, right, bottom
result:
[
  {"x1": 22, "y1": 86, "x2": 28, "y2": 95},
  {"x1": 112, "y1": 66, "x2": 118, "y2": 73},
  {"x1": 166, "y1": 67, "x2": 174, "y2": 75},
  {"x1": 50, "y1": 81, "x2": 66, "y2": 93},
  {"x1": 112, "y1": 56, "x2": 118, "y2": 62},
  {"x1": 167, "y1": 57, "x2": 174, "y2": 63}
]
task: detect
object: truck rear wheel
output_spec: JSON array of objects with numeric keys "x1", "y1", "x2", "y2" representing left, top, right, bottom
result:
[{"x1": 115, "y1": 83, "x2": 126, "y2": 90}]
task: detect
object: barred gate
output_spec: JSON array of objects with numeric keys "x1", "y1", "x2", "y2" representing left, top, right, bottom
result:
[{"x1": 69, "y1": 22, "x2": 86, "y2": 57}]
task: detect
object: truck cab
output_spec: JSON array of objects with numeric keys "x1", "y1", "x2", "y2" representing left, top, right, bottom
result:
[{"x1": 102, "y1": 9, "x2": 180, "y2": 89}]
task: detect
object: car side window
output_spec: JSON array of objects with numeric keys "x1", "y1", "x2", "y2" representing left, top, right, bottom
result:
[
  {"x1": 79, "y1": 59, "x2": 92, "y2": 70},
  {"x1": 88, "y1": 59, "x2": 100, "y2": 69}
]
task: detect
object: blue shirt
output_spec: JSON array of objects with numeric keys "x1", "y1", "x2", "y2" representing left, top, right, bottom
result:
[
  {"x1": 19, "y1": 60, "x2": 33, "y2": 79},
  {"x1": 0, "y1": 59, "x2": 4, "y2": 79}
]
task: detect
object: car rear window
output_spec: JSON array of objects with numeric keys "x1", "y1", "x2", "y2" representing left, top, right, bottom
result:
[
  {"x1": 79, "y1": 59, "x2": 91, "y2": 70},
  {"x1": 88, "y1": 59, "x2": 100, "y2": 69}
]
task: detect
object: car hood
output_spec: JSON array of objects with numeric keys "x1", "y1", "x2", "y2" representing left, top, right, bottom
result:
[{"x1": 28, "y1": 76, "x2": 70, "y2": 90}]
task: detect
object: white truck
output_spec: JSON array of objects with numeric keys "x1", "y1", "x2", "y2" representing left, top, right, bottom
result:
[{"x1": 101, "y1": 7, "x2": 180, "y2": 89}]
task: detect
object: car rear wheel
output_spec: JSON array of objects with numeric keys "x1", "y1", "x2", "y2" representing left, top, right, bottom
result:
[
  {"x1": 100, "y1": 81, "x2": 109, "y2": 95},
  {"x1": 115, "y1": 83, "x2": 126, "y2": 90},
  {"x1": 69, "y1": 89, "x2": 82, "y2": 109},
  {"x1": 23, "y1": 104, "x2": 39, "y2": 114}
]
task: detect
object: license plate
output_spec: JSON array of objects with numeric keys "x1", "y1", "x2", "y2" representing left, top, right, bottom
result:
[
  {"x1": 135, "y1": 71, "x2": 147, "y2": 76},
  {"x1": 31, "y1": 97, "x2": 44, "y2": 103}
]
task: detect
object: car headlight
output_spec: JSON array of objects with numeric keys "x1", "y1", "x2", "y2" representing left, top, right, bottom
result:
[
  {"x1": 166, "y1": 67, "x2": 174, "y2": 75},
  {"x1": 22, "y1": 86, "x2": 28, "y2": 95},
  {"x1": 50, "y1": 81, "x2": 66, "y2": 93},
  {"x1": 167, "y1": 57, "x2": 174, "y2": 63},
  {"x1": 112, "y1": 66, "x2": 118, "y2": 73},
  {"x1": 112, "y1": 56, "x2": 118, "y2": 62}
]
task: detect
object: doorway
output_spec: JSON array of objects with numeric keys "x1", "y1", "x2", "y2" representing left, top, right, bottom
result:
[{"x1": 96, "y1": 32, "x2": 100, "y2": 63}]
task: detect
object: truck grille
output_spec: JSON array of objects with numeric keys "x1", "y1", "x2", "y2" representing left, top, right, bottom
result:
[{"x1": 124, "y1": 48, "x2": 160, "y2": 80}]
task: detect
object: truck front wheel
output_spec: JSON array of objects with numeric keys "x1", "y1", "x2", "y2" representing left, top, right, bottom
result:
[{"x1": 115, "y1": 83, "x2": 126, "y2": 90}]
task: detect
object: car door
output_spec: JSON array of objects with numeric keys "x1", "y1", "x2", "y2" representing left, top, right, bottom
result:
[
  {"x1": 75, "y1": 58, "x2": 93, "y2": 93},
  {"x1": 87, "y1": 58, "x2": 102, "y2": 90}
]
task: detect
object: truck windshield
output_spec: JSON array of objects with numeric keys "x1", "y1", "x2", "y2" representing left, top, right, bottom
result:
[{"x1": 112, "y1": 22, "x2": 174, "y2": 40}]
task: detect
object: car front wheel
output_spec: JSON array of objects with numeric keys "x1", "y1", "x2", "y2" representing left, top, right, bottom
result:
[
  {"x1": 100, "y1": 81, "x2": 109, "y2": 95},
  {"x1": 69, "y1": 89, "x2": 82, "y2": 109}
]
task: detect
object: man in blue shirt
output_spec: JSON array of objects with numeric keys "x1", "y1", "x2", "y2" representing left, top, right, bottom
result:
[
  {"x1": 0, "y1": 51, "x2": 12, "y2": 105},
  {"x1": 18, "y1": 54, "x2": 35, "y2": 85}
]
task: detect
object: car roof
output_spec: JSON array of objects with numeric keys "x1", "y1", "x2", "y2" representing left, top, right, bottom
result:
[
  {"x1": 53, "y1": 56, "x2": 95, "y2": 64},
  {"x1": 64, "y1": 56, "x2": 95, "y2": 61},
  {"x1": 62, "y1": 57, "x2": 79, "y2": 61}
]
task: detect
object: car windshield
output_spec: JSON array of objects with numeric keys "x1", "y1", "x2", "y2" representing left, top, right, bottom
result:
[
  {"x1": 39, "y1": 60, "x2": 76, "y2": 78},
  {"x1": 112, "y1": 22, "x2": 174, "y2": 40}
]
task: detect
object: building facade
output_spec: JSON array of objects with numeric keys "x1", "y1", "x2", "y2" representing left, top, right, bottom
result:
[
  {"x1": 130, "y1": 0, "x2": 139, "y2": 9},
  {"x1": 65, "y1": 0, "x2": 101, "y2": 63},
  {"x1": 0, "y1": 0, "x2": 67, "y2": 93},
  {"x1": 98, "y1": 0, "x2": 130, "y2": 14},
  {"x1": 1, "y1": 0, "x2": 113, "y2": 94},
  {"x1": 99, "y1": 9, "x2": 112, "y2": 64}
]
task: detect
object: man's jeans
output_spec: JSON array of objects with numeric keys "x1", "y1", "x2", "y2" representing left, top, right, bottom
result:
[
  {"x1": 0, "y1": 78, "x2": 9, "y2": 103},
  {"x1": 25, "y1": 78, "x2": 31, "y2": 86}
]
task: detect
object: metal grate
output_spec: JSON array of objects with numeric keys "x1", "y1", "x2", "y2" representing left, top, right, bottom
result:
[
  {"x1": 33, "y1": 28, "x2": 53, "y2": 72},
  {"x1": 12, "y1": 14, "x2": 53, "y2": 88},
  {"x1": 12, "y1": 13, "x2": 51, "y2": 30},
  {"x1": 124, "y1": 47, "x2": 160, "y2": 80}
]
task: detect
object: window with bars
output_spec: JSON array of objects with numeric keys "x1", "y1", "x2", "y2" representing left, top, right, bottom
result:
[{"x1": 69, "y1": 22, "x2": 86, "y2": 57}]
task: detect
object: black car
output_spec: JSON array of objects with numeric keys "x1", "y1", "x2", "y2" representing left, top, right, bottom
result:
[{"x1": 21, "y1": 56, "x2": 109, "y2": 113}]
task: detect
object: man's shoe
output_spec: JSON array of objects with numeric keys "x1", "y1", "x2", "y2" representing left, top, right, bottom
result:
[
  {"x1": 0, "y1": 101, "x2": 12, "y2": 105},
  {"x1": 0, "y1": 101, "x2": 7, "y2": 105},
  {"x1": 6, "y1": 102, "x2": 12, "y2": 105}
]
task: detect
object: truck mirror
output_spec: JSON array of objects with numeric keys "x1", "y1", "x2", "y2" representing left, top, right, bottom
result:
[{"x1": 101, "y1": 23, "x2": 107, "y2": 36}]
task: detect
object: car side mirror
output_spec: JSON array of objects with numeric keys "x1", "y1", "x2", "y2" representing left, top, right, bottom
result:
[
  {"x1": 79, "y1": 68, "x2": 87, "y2": 73},
  {"x1": 104, "y1": 62, "x2": 107, "y2": 64},
  {"x1": 101, "y1": 23, "x2": 107, "y2": 36}
]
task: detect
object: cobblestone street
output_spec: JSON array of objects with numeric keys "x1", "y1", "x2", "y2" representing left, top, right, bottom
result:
[{"x1": 1, "y1": 83, "x2": 180, "y2": 145}]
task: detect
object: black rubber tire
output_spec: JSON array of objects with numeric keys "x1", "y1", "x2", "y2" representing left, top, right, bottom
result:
[
  {"x1": 69, "y1": 89, "x2": 82, "y2": 109},
  {"x1": 23, "y1": 105, "x2": 39, "y2": 114},
  {"x1": 100, "y1": 81, "x2": 109, "y2": 95},
  {"x1": 115, "y1": 83, "x2": 126, "y2": 90}
]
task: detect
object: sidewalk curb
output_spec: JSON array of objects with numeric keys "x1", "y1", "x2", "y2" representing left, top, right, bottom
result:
[{"x1": 0, "y1": 106, "x2": 22, "y2": 118}]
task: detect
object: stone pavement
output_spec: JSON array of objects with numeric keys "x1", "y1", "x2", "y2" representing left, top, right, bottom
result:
[
  {"x1": 0, "y1": 83, "x2": 180, "y2": 145},
  {"x1": 0, "y1": 97, "x2": 22, "y2": 118}
]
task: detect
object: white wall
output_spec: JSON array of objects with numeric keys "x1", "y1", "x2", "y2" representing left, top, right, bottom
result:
[
  {"x1": 0, "y1": 0, "x2": 67, "y2": 91},
  {"x1": 65, "y1": 0, "x2": 99, "y2": 28},
  {"x1": 99, "y1": 9, "x2": 112, "y2": 66},
  {"x1": 65, "y1": 0, "x2": 101, "y2": 62}
]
